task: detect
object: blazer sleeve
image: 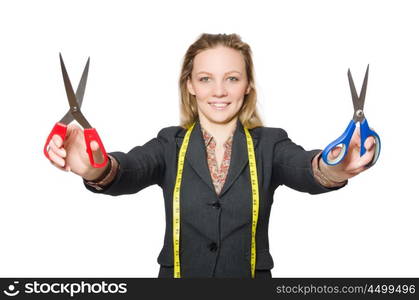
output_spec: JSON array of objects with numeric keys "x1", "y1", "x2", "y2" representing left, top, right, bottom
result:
[
  {"x1": 271, "y1": 128, "x2": 346, "y2": 194},
  {"x1": 83, "y1": 127, "x2": 173, "y2": 196}
]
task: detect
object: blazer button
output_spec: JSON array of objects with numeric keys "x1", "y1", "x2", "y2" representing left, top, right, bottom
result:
[
  {"x1": 208, "y1": 242, "x2": 218, "y2": 252},
  {"x1": 212, "y1": 202, "x2": 221, "y2": 209}
]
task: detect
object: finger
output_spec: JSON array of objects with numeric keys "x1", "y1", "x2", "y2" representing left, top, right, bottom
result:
[
  {"x1": 52, "y1": 134, "x2": 63, "y2": 148},
  {"x1": 49, "y1": 138, "x2": 66, "y2": 158},
  {"x1": 66, "y1": 123, "x2": 83, "y2": 141},
  {"x1": 355, "y1": 126, "x2": 360, "y2": 137},
  {"x1": 48, "y1": 146, "x2": 66, "y2": 162},
  {"x1": 331, "y1": 146, "x2": 342, "y2": 159},
  {"x1": 67, "y1": 123, "x2": 82, "y2": 133},
  {"x1": 64, "y1": 124, "x2": 84, "y2": 149},
  {"x1": 351, "y1": 127, "x2": 361, "y2": 148},
  {"x1": 48, "y1": 148, "x2": 66, "y2": 168},
  {"x1": 49, "y1": 159, "x2": 68, "y2": 172},
  {"x1": 48, "y1": 141, "x2": 66, "y2": 160}
]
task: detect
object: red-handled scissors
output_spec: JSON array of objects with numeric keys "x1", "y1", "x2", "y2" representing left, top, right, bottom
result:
[{"x1": 44, "y1": 53, "x2": 108, "y2": 168}]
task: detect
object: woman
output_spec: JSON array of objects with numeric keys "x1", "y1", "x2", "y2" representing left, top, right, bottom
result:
[{"x1": 46, "y1": 33, "x2": 377, "y2": 278}]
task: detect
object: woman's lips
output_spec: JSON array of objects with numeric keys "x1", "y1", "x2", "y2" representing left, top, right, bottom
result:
[{"x1": 208, "y1": 102, "x2": 231, "y2": 110}]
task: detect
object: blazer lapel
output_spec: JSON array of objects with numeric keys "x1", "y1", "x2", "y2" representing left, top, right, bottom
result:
[
  {"x1": 176, "y1": 121, "x2": 216, "y2": 194},
  {"x1": 175, "y1": 119, "x2": 260, "y2": 199},
  {"x1": 218, "y1": 119, "x2": 259, "y2": 198}
]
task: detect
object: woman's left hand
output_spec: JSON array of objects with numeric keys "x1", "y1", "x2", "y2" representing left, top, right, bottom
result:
[{"x1": 319, "y1": 127, "x2": 376, "y2": 182}]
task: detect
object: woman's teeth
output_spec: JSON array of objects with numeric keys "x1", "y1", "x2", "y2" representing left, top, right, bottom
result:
[{"x1": 209, "y1": 102, "x2": 230, "y2": 110}]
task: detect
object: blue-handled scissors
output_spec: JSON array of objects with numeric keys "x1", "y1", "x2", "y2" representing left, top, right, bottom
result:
[{"x1": 322, "y1": 65, "x2": 381, "y2": 166}]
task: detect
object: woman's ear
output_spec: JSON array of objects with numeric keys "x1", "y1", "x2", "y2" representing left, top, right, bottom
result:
[
  {"x1": 187, "y1": 77, "x2": 196, "y2": 95},
  {"x1": 245, "y1": 84, "x2": 251, "y2": 95}
]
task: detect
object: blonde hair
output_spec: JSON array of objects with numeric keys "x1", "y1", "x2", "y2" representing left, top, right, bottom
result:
[{"x1": 179, "y1": 33, "x2": 263, "y2": 129}]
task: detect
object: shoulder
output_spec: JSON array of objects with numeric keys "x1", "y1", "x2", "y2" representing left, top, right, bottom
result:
[
  {"x1": 156, "y1": 125, "x2": 185, "y2": 141},
  {"x1": 249, "y1": 126, "x2": 289, "y2": 143}
]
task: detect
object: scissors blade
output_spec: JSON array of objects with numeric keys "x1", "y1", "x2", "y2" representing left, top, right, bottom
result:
[
  {"x1": 347, "y1": 68, "x2": 359, "y2": 113},
  {"x1": 58, "y1": 57, "x2": 89, "y2": 124},
  {"x1": 60, "y1": 53, "x2": 80, "y2": 110},
  {"x1": 358, "y1": 64, "x2": 369, "y2": 111},
  {"x1": 75, "y1": 57, "x2": 90, "y2": 108},
  {"x1": 59, "y1": 53, "x2": 92, "y2": 128},
  {"x1": 58, "y1": 110, "x2": 74, "y2": 124}
]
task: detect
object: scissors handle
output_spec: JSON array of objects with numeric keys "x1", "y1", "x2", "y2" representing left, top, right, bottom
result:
[
  {"x1": 44, "y1": 122, "x2": 68, "y2": 160},
  {"x1": 360, "y1": 119, "x2": 381, "y2": 167},
  {"x1": 84, "y1": 128, "x2": 108, "y2": 168},
  {"x1": 322, "y1": 120, "x2": 356, "y2": 165}
]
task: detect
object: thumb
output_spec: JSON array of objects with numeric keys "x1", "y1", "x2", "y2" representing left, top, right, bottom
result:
[
  {"x1": 89, "y1": 140, "x2": 106, "y2": 165},
  {"x1": 90, "y1": 140, "x2": 99, "y2": 152},
  {"x1": 364, "y1": 136, "x2": 376, "y2": 151}
]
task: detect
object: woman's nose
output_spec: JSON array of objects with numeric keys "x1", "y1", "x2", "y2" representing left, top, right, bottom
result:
[{"x1": 212, "y1": 81, "x2": 228, "y2": 97}]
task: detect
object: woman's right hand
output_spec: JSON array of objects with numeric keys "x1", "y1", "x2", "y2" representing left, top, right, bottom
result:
[{"x1": 47, "y1": 123, "x2": 108, "y2": 181}]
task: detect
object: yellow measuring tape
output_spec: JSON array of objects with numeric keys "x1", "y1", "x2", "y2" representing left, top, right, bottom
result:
[{"x1": 173, "y1": 121, "x2": 259, "y2": 278}]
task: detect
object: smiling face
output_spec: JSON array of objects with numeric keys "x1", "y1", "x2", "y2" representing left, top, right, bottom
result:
[{"x1": 187, "y1": 46, "x2": 250, "y2": 127}]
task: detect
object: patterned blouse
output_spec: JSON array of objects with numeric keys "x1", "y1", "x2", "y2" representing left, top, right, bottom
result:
[{"x1": 201, "y1": 127, "x2": 234, "y2": 195}]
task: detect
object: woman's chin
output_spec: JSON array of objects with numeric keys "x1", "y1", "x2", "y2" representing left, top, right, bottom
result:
[{"x1": 206, "y1": 114, "x2": 238, "y2": 125}]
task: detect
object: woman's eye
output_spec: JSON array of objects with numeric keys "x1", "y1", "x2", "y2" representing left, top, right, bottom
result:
[{"x1": 198, "y1": 76, "x2": 238, "y2": 82}]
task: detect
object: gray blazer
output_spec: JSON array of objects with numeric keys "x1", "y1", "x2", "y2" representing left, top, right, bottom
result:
[{"x1": 84, "y1": 119, "x2": 344, "y2": 278}]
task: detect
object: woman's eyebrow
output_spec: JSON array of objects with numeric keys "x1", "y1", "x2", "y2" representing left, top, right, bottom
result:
[{"x1": 196, "y1": 70, "x2": 242, "y2": 75}]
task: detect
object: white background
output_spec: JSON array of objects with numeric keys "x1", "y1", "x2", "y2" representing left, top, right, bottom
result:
[{"x1": 0, "y1": 0, "x2": 417, "y2": 277}]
